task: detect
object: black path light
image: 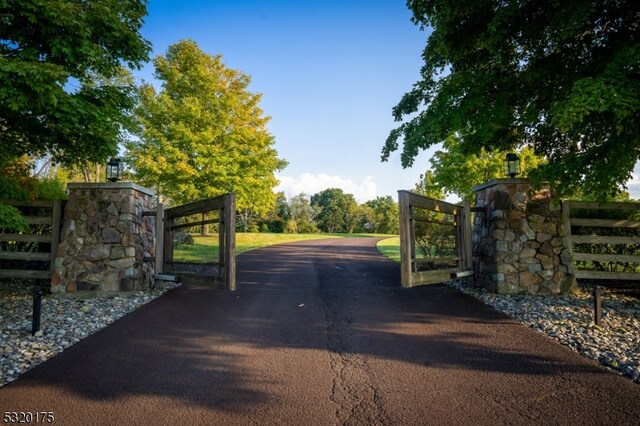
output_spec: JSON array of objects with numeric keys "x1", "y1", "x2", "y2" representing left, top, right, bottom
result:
[
  {"x1": 504, "y1": 153, "x2": 521, "y2": 178},
  {"x1": 106, "y1": 157, "x2": 123, "y2": 182}
]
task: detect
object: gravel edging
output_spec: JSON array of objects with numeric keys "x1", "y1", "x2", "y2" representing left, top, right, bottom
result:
[
  {"x1": 448, "y1": 280, "x2": 640, "y2": 384},
  {"x1": 0, "y1": 281, "x2": 180, "y2": 388}
]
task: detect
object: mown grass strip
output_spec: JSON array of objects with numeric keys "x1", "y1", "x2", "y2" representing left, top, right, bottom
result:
[
  {"x1": 376, "y1": 237, "x2": 400, "y2": 262},
  {"x1": 173, "y1": 232, "x2": 396, "y2": 263}
]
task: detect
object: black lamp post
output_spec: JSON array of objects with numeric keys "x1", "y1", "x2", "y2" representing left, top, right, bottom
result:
[
  {"x1": 504, "y1": 153, "x2": 520, "y2": 178},
  {"x1": 106, "y1": 158, "x2": 122, "y2": 182}
]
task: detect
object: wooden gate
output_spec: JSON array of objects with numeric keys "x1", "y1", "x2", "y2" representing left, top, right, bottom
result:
[
  {"x1": 159, "y1": 193, "x2": 236, "y2": 291},
  {"x1": 398, "y1": 191, "x2": 473, "y2": 288}
]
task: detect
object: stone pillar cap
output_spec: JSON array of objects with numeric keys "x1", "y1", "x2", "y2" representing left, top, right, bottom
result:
[
  {"x1": 67, "y1": 182, "x2": 155, "y2": 197},
  {"x1": 472, "y1": 178, "x2": 545, "y2": 192}
]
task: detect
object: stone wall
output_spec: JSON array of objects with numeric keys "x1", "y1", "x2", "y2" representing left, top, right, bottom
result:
[
  {"x1": 472, "y1": 179, "x2": 576, "y2": 294},
  {"x1": 52, "y1": 183, "x2": 156, "y2": 294}
]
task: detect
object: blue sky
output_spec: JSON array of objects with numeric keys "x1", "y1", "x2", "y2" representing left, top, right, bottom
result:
[{"x1": 135, "y1": 0, "x2": 435, "y2": 202}]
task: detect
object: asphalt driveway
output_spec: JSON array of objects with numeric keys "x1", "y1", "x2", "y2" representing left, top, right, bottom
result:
[{"x1": 1, "y1": 238, "x2": 638, "y2": 425}]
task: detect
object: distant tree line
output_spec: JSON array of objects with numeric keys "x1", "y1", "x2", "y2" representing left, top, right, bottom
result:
[{"x1": 244, "y1": 189, "x2": 399, "y2": 235}]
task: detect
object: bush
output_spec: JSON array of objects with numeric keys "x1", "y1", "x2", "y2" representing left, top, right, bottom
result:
[
  {"x1": 0, "y1": 204, "x2": 29, "y2": 232},
  {"x1": 284, "y1": 220, "x2": 297, "y2": 234},
  {"x1": 35, "y1": 177, "x2": 67, "y2": 200},
  {"x1": 174, "y1": 231, "x2": 195, "y2": 246},
  {"x1": 297, "y1": 220, "x2": 318, "y2": 233}
]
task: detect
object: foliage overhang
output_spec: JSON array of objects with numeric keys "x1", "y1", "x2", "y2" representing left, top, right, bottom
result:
[{"x1": 382, "y1": 0, "x2": 640, "y2": 199}]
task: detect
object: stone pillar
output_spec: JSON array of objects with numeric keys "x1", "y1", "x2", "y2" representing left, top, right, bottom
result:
[
  {"x1": 52, "y1": 182, "x2": 156, "y2": 294},
  {"x1": 472, "y1": 179, "x2": 576, "y2": 294}
]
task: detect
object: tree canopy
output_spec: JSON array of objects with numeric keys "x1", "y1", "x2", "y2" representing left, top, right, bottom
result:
[
  {"x1": 413, "y1": 170, "x2": 444, "y2": 200},
  {"x1": 126, "y1": 39, "x2": 287, "y2": 214},
  {"x1": 382, "y1": 0, "x2": 640, "y2": 198},
  {"x1": 310, "y1": 188, "x2": 358, "y2": 233},
  {"x1": 0, "y1": 0, "x2": 151, "y2": 169},
  {"x1": 287, "y1": 193, "x2": 319, "y2": 233},
  {"x1": 429, "y1": 137, "x2": 544, "y2": 200},
  {"x1": 364, "y1": 196, "x2": 399, "y2": 234}
]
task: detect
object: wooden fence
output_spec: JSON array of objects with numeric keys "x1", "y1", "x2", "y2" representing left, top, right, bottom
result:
[
  {"x1": 0, "y1": 200, "x2": 63, "y2": 280},
  {"x1": 160, "y1": 193, "x2": 236, "y2": 291},
  {"x1": 398, "y1": 191, "x2": 473, "y2": 288},
  {"x1": 562, "y1": 200, "x2": 640, "y2": 281}
]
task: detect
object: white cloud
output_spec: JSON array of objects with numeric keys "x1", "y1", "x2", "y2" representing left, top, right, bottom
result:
[
  {"x1": 276, "y1": 173, "x2": 378, "y2": 203},
  {"x1": 626, "y1": 171, "x2": 640, "y2": 200}
]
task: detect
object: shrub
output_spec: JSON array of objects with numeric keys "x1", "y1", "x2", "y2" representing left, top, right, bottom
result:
[
  {"x1": 284, "y1": 219, "x2": 298, "y2": 234},
  {"x1": 174, "y1": 231, "x2": 195, "y2": 246},
  {"x1": 35, "y1": 177, "x2": 67, "y2": 200},
  {"x1": 297, "y1": 220, "x2": 318, "y2": 233},
  {"x1": 0, "y1": 204, "x2": 29, "y2": 232}
]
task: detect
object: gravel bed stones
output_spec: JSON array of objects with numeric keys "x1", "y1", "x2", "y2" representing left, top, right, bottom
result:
[
  {"x1": 0, "y1": 280, "x2": 179, "y2": 388},
  {"x1": 449, "y1": 280, "x2": 640, "y2": 384}
]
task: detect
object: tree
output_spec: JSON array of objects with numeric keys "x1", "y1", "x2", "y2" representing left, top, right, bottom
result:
[
  {"x1": 413, "y1": 170, "x2": 445, "y2": 199},
  {"x1": 311, "y1": 188, "x2": 357, "y2": 233},
  {"x1": 261, "y1": 192, "x2": 290, "y2": 233},
  {"x1": 429, "y1": 136, "x2": 544, "y2": 200},
  {"x1": 382, "y1": 0, "x2": 640, "y2": 198},
  {"x1": 288, "y1": 193, "x2": 318, "y2": 233},
  {"x1": 126, "y1": 40, "x2": 287, "y2": 217},
  {"x1": 353, "y1": 203, "x2": 375, "y2": 233},
  {"x1": 364, "y1": 196, "x2": 399, "y2": 234},
  {"x1": 0, "y1": 0, "x2": 150, "y2": 170}
]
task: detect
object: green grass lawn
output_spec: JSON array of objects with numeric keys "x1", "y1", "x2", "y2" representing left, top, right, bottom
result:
[
  {"x1": 173, "y1": 232, "x2": 397, "y2": 263},
  {"x1": 376, "y1": 236, "x2": 400, "y2": 262}
]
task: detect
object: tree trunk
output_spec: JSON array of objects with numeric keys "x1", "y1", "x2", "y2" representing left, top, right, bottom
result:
[{"x1": 201, "y1": 212, "x2": 209, "y2": 236}]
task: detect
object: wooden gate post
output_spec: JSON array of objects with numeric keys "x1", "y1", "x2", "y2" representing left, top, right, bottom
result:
[
  {"x1": 163, "y1": 208, "x2": 174, "y2": 275},
  {"x1": 224, "y1": 193, "x2": 236, "y2": 291},
  {"x1": 49, "y1": 199, "x2": 62, "y2": 277},
  {"x1": 155, "y1": 203, "x2": 165, "y2": 275},
  {"x1": 398, "y1": 191, "x2": 413, "y2": 288},
  {"x1": 461, "y1": 199, "x2": 474, "y2": 285}
]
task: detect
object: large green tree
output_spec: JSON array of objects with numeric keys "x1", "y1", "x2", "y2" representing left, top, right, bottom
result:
[
  {"x1": 126, "y1": 40, "x2": 287, "y2": 216},
  {"x1": 0, "y1": 0, "x2": 150, "y2": 169},
  {"x1": 429, "y1": 137, "x2": 544, "y2": 200},
  {"x1": 382, "y1": 0, "x2": 640, "y2": 198},
  {"x1": 413, "y1": 170, "x2": 445, "y2": 199},
  {"x1": 310, "y1": 188, "x2": 357, "y2": 233},
  {"x1": 364, "y1": 196, "x2": 399, "y2": 234}
]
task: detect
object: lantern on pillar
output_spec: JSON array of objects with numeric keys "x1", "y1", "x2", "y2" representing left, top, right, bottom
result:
[
  {"x1": 504, "y1": 153, "x2": 520, "y2": 178},
  {"x1": 106, "y1": 158, "x2": 122, "y2": 182}
]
